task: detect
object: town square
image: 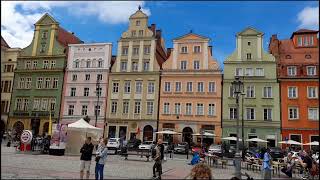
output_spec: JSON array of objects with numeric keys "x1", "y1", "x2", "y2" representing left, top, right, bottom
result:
[{"x1": 1, "y1": 1, "x2": 319, "y2": 179}]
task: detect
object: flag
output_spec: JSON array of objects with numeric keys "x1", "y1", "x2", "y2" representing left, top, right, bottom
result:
[{"x1": 136, "y1": 127, "x2": 140, "y2": 135}]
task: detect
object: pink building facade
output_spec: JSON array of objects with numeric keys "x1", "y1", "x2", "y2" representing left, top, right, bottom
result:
[{"x1": 60, "y1": 43, "x2": 112, "y2": 128}]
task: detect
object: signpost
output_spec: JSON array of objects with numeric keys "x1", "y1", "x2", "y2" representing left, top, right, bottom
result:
[{"x1": 20, "y1": 130, "x2": 33, "y2": 152}]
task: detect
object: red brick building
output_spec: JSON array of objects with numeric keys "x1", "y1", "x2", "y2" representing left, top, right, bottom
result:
[{"x1": 269, "y1": 29, "x2": 319, "y2": 150}]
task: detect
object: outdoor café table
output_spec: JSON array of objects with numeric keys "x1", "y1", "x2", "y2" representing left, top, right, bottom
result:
[
  {"x1": 272, "y1": 161, "x2": 286, "y2": 177},
  {"x1": 205, "y1": 153, "x2": 219, "y2": 167}
]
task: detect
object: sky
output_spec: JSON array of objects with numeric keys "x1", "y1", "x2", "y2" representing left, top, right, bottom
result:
[{"x1": 1, "y1": 1, "x2": 319, "y2": 66}]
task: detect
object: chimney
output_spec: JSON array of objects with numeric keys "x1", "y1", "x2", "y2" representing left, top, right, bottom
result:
[
  {"x1": 151, "y1": 24, "x2": 156, "y2": 35},
  {"x1": 156, "y1": 30, "x2": 162, "y2": 38},
  {"x1": 71, "y1": 32, "x2": 74, "y2": 35}
]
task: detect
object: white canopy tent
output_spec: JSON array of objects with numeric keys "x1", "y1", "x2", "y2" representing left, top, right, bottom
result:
[
  {"x1": 192, "y1": 132, "x2": 216, "y2": 137},
  {"x1": 245, "y1": 138, "x2": 268, "y2": 143},
  {"x1": 65, "y1": 118, "x2": 103, "y2": 155},
  {"x1": 303, "y1": 141, "x2": 319, "y2": 146},
  {"x1": 155, "y1": 130, "x2": 181, "y2": 135},
  {"x1": 221, "y1": 136, "x2": 242, "y2": 141},
  {"x1": 278, "y1": 140, "x2": 302, "y2": 145}
]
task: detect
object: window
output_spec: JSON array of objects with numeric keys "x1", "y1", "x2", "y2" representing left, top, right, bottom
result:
[
  {"x1": 164, "y1": 82, "x2": 171, "y2": 92},
  {"x1": 84, "y1": 88, "x2": 89, "y2": 96},
  {"x1": 95, "y1": 105, "x2": 101, "y2": 116},
  {"x1": 307, "y1": 66, "x2": 316, "y2": 76},
  {"x1": 33, "y1": 98, "x2": 40, "y2": 110},
  {"x1": 246, "y1": 53, "x2": 252, "y2": 60},
  {"x1": 308, "y1": 87, "x2": 318, "y2": 98},
  {"x1": 42, "y1": 31, "x2": 48, "y2": 38},
  {"x1": 229, "y1": 86, "x2": 236, "y2": 98},
  {"x1": 208, "y1": 82, "x2": 215, "y2": 92},
  {"x1": 235, "y1": 68, "x2": 243, "y2": 76},
  {"x1": 98, "y1": 60, "x2": 103, "y2": 68},
  {"x1": 194, "y1": 46, "x2": 201, "y2": 53},
  {"x1": 304, "y1": 36, "x2": 309, "y2": 46},
  {"x1": 308, "y1": 108, "x2": 319, "y2": 120},
  {"x1": 174, "y1": 103, "x2": 181, "y2": 115},
  {"x1": 186, "y1": 103, "x2": 192, "y2": 115},
  {"x1": 144, "y1": 46, "x2": 150, "y2": 55},
  {"x1": 74, "y1": 61, "x2": 79, "y2": 68},
  {"x1": 287, "y1": 66, "x2": 297, "y2": 76},
  {"x1": 180, "y1": 61, "x2": 187, "y2": 70},
  {"x1": 131, "y1": 30, "x2": 136, "y2": 37},
  {"x1": 70, "y1": 88, "x2": 76, "y2": 97},
  {"x1": 289, "y1": 107, "x2": 299, "y2": 119},
  {"x1": 196, "y1": 103, "x2": 204, "y2": 115},
  {"x1": 41, "y1": 98, "x2": 48, "y2": 111},
  {"x1": 132, "y1": 62, "x2": 138, "y2": 71},
  {"x1": 72, "y1": 74, "x2": 77, "y2": 81},
  {"x1": 263, "y1": 87, "x2": 272, "y2": 98},
  {"x1": 133, "y1": 47, "x2": 139, "y2": 55},
  {"x1": 37, "y1": 77, "x2": 43, "y2": 89},
  {"x1": 120, "y1": 61, "x2": 127, "y2": 71},
  {"x1": 96, "y1": 87, "x2": 102, "y2": 97},
  {"x1": 45, "y1": 78, "x2": 51, "y2": 89},
  {"x1": 246, "y1": 86, "x2": 255, "y2": 98},
  {"x1": 245, "y1": 68, "x2": 253, "y2": 76},
  {"x1": 86, "y1": 60, "x2": 91, "y2": 68},
  {"x1": 1, "y1": 80, "x2": 12, "y2": 93},
  {"x1": 136, "y1": 20, "x2": 140, "y2": 26},
  {"x1": 288, "y1": 87, "x2": 298, "y2": 98},
  {"x1": 123, "y1": 101, "x2": 129, "y2": 114},
  {"x1": 164, "y1": 103, "x2": 170, "y2": 114},
  {"x1": 197, "y1": 82, "x2": 204, "y2": 92},
  {"x1": 139, "y1": 30, "x2": 143, "y2": 36},
  {"x1": 97, "y1": 74, "x2": 102, "y2": 81},
  {"x1": 4, "y1": 64, "x2": 14, "y2": 72},
  {"x1": 50, "y1": 60, "x2": 56, "y2": 69},
  {"x1": 50, "y1": 98, "x2": 56, "y2": 111},
  {"x1": 43, "y1": 60, "x2": 49, "y2": 69},
  {"x1": 147, "y1": 102, "x2": 154, "y2": 115},
  {"x1": 298, "y1": 36, "x2": 302, "y2": 46},
  {"x1": 208, "y1": 104, "x2": 215, "y2": 116},
  {"x1": 256, "y1": 68, "x2": 264, "y2": 76},
  {"x1": 143, "y1": 61, "x2": 149, "y2": 71},
  {"x1": 248, "y1": 42, "x2": 251, "y2": 46},
  {"x1": 111, "y1": 101, "x2": 117, "y2": 114},
  {"x1": 53, "y1": 78, "x2": 58, "y2": 89},
  {"x1": 175, "y1": 82, "x2": 182, "y2": 92},
  {"x1": 310, "y1": 36, "x2": 314, "y2": 45},
  {"x1": 181, "y1": 46, "x2": 188, "y2": 53},
  {"x1": 246, "y1": 108, "x2": 255, "y2": 120},
  {"x1": 32, "y1": 60, "x2": 37, "y2": 69},
  {"x1": 113, "y1": 82, "x2": 119, "y2": 93},
  {"x1": 40, "y1": 44, "x2": 46, "y2": 53},
  {"x1": 124, "y1": 81, "x2": 131, "y2": 93},
  {"x1": 25, "y1": 61, "x2": 31, "y2": 69},
  {"x1": 19, "y1": 77, "x2": 25, "y2": 89},
  {"x1": 68, "y1": 105, "x2": 74, "y2": 115},
  {"x1": 148, "y1": 82, "x2": 154, "y2": 94},
  {"x1": 264, "y1": 109, "x2": 272, "y2": 121},
  {"x1": 187, "y1": 82, "x2": 193, "y2": 92},
  {"x1": 82, "y1": 105, "x2": 88, "y2": 115},
  {"x1": 15, "y1": 98, "x2": 23, "y2": 111},
  {"x1": 285, "y1": 55, "x2": 292, "y2": 59},
  {"x1": 23, "y1": 99, "x2": 29, "y2": 111},
  {"x1": 135, "y1": 81, "x2": 142, "y2": 94},
  {"x1": 134, "y1": 101, "x2": 141, "y2": 114},
  {"x1": 122, "y1": 47, "x2": 128, "y2": 55},
  {"x1": 194, "y1": 61, "x2": 200, "y2": 70}
]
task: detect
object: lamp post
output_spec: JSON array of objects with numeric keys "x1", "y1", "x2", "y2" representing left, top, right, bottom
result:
[
  {"x1": 95, "y1": 79, "x2": 101, "y2": 127},
  {"x1": 231, "y1": 76, "x2": 244, "y2": 179}
]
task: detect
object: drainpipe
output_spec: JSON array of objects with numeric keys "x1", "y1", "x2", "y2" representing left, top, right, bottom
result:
[{"x1": 156, "y1": 70, "x2": 162, "y2": 141}]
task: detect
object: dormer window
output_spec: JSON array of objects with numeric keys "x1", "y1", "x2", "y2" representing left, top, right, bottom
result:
[
  {"x1": 285, "y1": 55, "x2": 292, "y2": 59},
  {"x1": 246, "y1": 53, "x2": 252, "y2": 60},
  {"x1": 136, "y1": 20, "x2": 140, "y2": 26},
  {"x1": 304, "y1": 36, "x2": 309, "y2": 46},
  {"x1": 298, "y1": 36, "x2": 302, "y2": 46},
  {"x1": 310, "y1": 36, "x2": 314, "y2": 45}
]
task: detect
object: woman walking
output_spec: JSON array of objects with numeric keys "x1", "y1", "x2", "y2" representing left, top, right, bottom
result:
[{"x1": 95, "y1": 138, "x2": 108, "y2": 180}]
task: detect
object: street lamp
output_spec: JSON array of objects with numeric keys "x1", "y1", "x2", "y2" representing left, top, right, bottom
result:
[
  {"x1": 95, "y1": 79, "x2": 101, "y2": 127},
  {"x1": 231, "y1": 76, "x2": 244, "y2": 179}
]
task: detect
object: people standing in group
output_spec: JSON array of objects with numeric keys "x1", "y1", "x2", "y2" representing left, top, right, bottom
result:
[
  {"x1": 80, "y1": 137, "x2": 94, "y2": 179},
  {"x1": 281, "y1": 152, "x2": 295, "y2": 178},
  {"x1": 95, "y1": 138, "x2": 108, "y2": 180},
  {"x1": 153, "y1": 139, "x2": 163, "y2": 179},
  {"x1": 261, "y1": 147, "x2": 272, "y2": 180}
]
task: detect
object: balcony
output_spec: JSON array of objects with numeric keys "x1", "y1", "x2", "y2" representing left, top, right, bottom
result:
[{"x1": 13, "y1": 111, "x2": 30, "y2": 116}]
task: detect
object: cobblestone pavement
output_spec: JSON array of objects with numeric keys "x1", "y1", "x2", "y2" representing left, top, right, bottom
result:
[{"x1": 1, "y1": 144, "x2": 297, "y2": 179}]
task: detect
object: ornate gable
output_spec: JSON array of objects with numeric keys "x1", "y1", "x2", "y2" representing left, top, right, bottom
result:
[
  {"x1": 35, "y1": 13, "x2": 58, "y2": 25},
  {"x1": 237, "y1": 27, "x2": 263, "y2": 36}
]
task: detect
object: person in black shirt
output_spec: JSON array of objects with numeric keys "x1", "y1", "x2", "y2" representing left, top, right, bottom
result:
[
  {"x1": 299, "y1": 150, "x2": 313, "y2": 179},
  {"x1": 80, "y1": 137, "x2": 94, "y2": 179}
]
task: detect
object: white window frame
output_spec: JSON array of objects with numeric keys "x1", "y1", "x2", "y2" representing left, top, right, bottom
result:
[
  {"x1": 193, "y1": 46, "x2": 201, "y2": 53},
  {"x1": 120, "y1": 61, "x2": 127, "y2": 72},
  {"x1": 33, "y1": 98, "x2": 40, "y2": 110},
  {"x1": 175, "y1": 82, "x2": 182, "y2": 92},
  {"x1": 196, "y1": 103, "x2": 204, "y2": 115},
  {"x1": 288, "y1": 87, "x2": 298, "y2": 98},
  {"x1": 181, "y1": 46, "x2": 188, "y2": 53},
  {"x1": 148, "y1": 82, "x2": 155, "y2": 94},
  {"x1": 70, "y1": 87, "x2": 76, "y2": 97},
  {"x1": 197, "y1": 82, "x2": 204, "y2": 92},
  {"x1": 180, "y1": 61, "x2": 187, "y2": 70},
  {"x1": 255, "y1": 68, "x2": 264, "y2": 76},
  {"x1": 288, "y1": 107, "x2": 299, "y2": 120},
  {"x1": 235, "y1": 68, "x2": 243, "y2": 77},
  {"x1": 208, "y1": 82, "x2": 216, "y2": 93},
  {"x1": 307, "y1": 66, "x2": 316, "y2": 76},
  {"x1": 164, "y1": 82, "x2": 171, "y2": 92},
  {"x1": 307, "y1": 87, "x2": 318, "y2": 99},
  {"x1": 132, "y1": 62, "x2": 138, "y2": 71},
  {"x1": 84, "y1": 87, "x2": 89, "y2": 97},
  {"x1": 147, "y1": 101, "x2": 154, "y2": 115},
  {"x1": 246, "y1": 85, "x2": 255, "y2": 98},
  {"x1": 135, "y1": 81, "x2": 142, "y2": 94},
  {"x1": 287, "y1": 66, "x2": 297, "y2": 76},
  {"x1": 68, "y1": 105, "x2": 74, "y2": 115},
  {"x1": 229, "y1": 108, "x2": 237, "y2": 119},
  {"x1": 164, "y1": 103, "x2": 170, "y2": 114},
  {"x1": 186, "y1": 103, "x2": 192, "y2": 115},
  {"x1": 174, "y1": 103, "x2": 181, "y2": 115},
  {"x1": 263, "y1": 86, "x2": 272, "y2": 98},
  {"x1": 123, "y1": 101, "x2": 129, "y2": 114},
  {"x1": 246, "y1": 108, "x2": 255, "y2": 120},
  {"x1": 111, "y1": 101, "x2": 117, "y2": 114},
  {"x1": 208, "y1": 104, "x2": 215, "y2": 116},
  {"x1": 245, "y1": 68, "x2": 253, "y2": 76},
  {"x1": 194, "y1": 61, "x2": 200, "y2": 70},
  {"x1": 263, "y1": 108, "x2": 272, "y2": 121},
  {"x1": 134, "y1": 101, "x2": 141, "y2": 114},
  {"x1": 124, "y1": 81, "x2": 131, "y2": 94},
  {"x1": 186, "y1": 82, "x2": 193, "y2": 92},
  {"x1": 308, "y1": 108, "x2": 319, "y2": 120},
  {"x1": 112, "y1": 82, "x2": 119, "y2": 93}
]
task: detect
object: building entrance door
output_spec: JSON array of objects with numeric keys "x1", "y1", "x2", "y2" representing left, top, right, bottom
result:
[
  {"x1": 119, "y1": 126, "x2": 127, "y2": 140},
  {"x1": 31, "y1": 119, "x2": 40, "y2": 136}
]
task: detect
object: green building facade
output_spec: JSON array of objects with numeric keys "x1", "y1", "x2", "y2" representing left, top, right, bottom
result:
[
  {"x1": 222, "y1": 27, "x2": 281, "y2": 148},
  {"x1": 9, "y1": 13, "x2": 82, "y2": 136}
]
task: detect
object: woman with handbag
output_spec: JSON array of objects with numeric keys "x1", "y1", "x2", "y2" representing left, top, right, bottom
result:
[{"x1": 95, "y1": 138, "x2": 108, "y2": 180}]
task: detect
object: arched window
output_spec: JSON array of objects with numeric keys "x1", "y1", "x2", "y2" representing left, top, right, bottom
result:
[
  {"x1": 143, "y1": 125, "x2": 153, "y2": 141},
  {"x1": 73, "y1": 59, "x2": 80, "y2": 68},
  {"x1": 98, "y1": 58, "x2": 103, "y2": 68},
  {"x1": 86, "y1": 59, "x2": 91, "y2": 68}
]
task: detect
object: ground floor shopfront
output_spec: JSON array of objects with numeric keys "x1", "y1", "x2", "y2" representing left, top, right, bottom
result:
[
  {"x1": 7, "y1": 117, "x2": 52, "y2": 137},
  {"x1": 281, "y1": 129, "x2": 319, "y2": 151}
]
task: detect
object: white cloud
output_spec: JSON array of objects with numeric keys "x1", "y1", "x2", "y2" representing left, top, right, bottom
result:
[
  {"x1": 297, "y1": 6, "x2": 319, "y2": 29},
  {"x1": 1, "y1": 1, "x2": 149, "y2": 48}
]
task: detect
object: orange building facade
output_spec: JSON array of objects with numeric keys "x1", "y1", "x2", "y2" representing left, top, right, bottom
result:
[
  {"x1": 269, "y1": 29, "x2": 319, "y2": 150},
  {"x1": 159, "y1": 32, "x2": 222, "y2": 146}
]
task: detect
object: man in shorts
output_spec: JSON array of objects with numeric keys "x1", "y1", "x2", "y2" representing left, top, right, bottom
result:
[{"x1": 80, "y1": 137, "x2": 94, "y2": 179}]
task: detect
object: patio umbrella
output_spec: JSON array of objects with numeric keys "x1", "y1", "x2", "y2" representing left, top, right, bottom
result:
[
  {"x1": 221, "y1": 136, "x2": 242, "y2": 141},
  {"x1": 192, "y1": 132, "x2": 216, "y2": 137},
  {"x1": 278, "y1": 140, "x2": 302, "y2": 145},
  {"x1": 155, "y1": 130, "x2": 181, "y2": 135},
  {"x1": 245, "y1": 138, "x2": 268, "y2": 143},
  {"x1": 303, "y1": 141, "x2": 319, "y2": 146}
]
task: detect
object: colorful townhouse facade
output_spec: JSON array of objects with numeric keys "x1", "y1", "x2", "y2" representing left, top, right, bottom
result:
[
  {"x1": 105, "y1": 8, "x2": 167, "y2": 141},
  {"x1": 59, "y1": 43, "x2": 113, "y2": 128},
  {"x1": 8, "y1": 13, "x2": 82, "y2": 136},
  {"x1": 222, "y1": 27, "x2": 281, "y2": 148},
  {"x1": 1, "y1": 37, "x2": 21, "y2": 127},
  {"x1": 269, "y1": 29, "x2": 319, "y2": 150},
  {"x1": 159, "y1": 32, "x2": 222, "y2": 145}
]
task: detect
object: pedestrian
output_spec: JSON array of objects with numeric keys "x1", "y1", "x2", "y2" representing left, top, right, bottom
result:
[
  {"x1": 189, "y1": 163, "x2": 212, "y2": 180},
  {"x1": 298, "y1": 150, "x2": 313, "y2": 179},
  {"x1": 261, "y1": 147, "x2": 272, "y2": 180},
  {"x1": 152, "y1": 139, "x2": 163, "y2": 179},
  {"x1": 281, "y1": 152, "x2": 295, "y2": 177},
  {"x1": 95, "y1": 138, "x2": 108, "y2": 180},
  {"x1": 80, "y1": 137, "x2": 94, "y2": 179}
]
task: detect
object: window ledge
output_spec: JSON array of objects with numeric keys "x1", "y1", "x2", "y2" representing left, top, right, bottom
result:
[
  {"x1": 308, "y1": 119, "x2": 319, "y2": 121},
  {"x1": 184, "y1": 114, "x2": 193, "y2": 116},
  {"x1": 288, "y1": 98, "x2": 298, "y2": 100},
  {"x1": 174, "y1": 92, "x2": 183, "y2": 94},
  {"x1": 208, "y1": 115, "x2": 217, "y2": 118},
  {"x1": 163, "y1": 92, "x2": 172, "y2": 94},
  {"x1": 195, "y1": 115, "x2": 204, "y2": 117},
  {"x1": 307, "y1": 97, "x2": 318, "y2": 99},
  {"x1": 288, "y1": 119, "x2": 299, "y2": 121},
  {"x1": 261, "y1": 97, "x2": 274, "y2": 99}
]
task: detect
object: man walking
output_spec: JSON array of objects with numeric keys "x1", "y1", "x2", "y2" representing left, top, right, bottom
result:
[
  {"x1": 153, "y1": 139, "x2": 163, "y2": 179},
  {"x1": 80, "y1": 137, "x2": 94, "y2": 179}
]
